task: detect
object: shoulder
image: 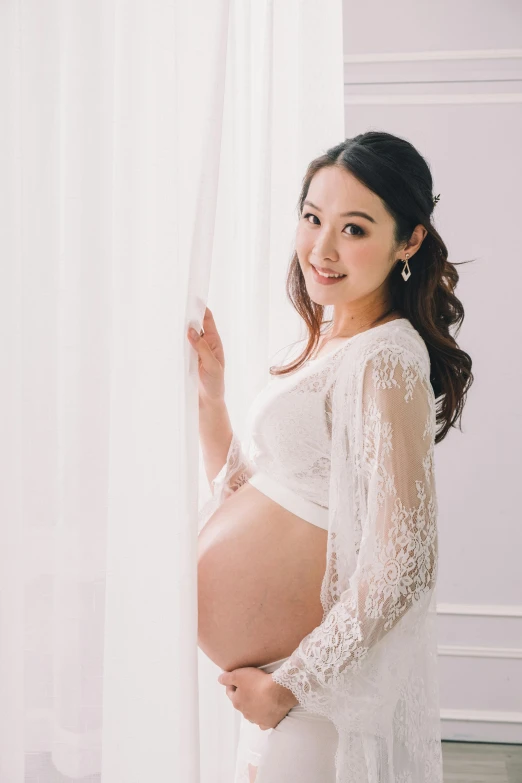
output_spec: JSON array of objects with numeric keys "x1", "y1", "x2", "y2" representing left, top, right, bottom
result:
[
  {"x1": 349, "y1": 319, "x2": 430, "y2": 380},
  {"x1": 331, "y1": 321, "x2": 432, "y2": 409}
]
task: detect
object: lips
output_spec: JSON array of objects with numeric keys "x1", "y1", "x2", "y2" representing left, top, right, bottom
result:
[
  {"x1": 312, "y1": 264, "x2": 344, "y2": 276},
  {"x1": 311, "y1": 264, "x2": 346, "y2": 285}
]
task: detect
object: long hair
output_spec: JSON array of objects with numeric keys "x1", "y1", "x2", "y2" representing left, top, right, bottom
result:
[{"x1": 270, "y1": 130, "x2": 474, "y2": 444}]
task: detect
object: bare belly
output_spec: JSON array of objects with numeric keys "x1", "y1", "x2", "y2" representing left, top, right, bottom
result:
[{"x1": 197, "y1": 481, "x2": 328, "y2": 672}]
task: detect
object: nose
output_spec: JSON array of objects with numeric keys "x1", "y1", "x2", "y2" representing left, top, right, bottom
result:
[{"x1": 311, "y1": 229, "x2": 339, "y2": 262}]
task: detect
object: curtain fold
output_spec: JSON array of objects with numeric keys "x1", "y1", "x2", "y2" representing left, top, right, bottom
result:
[{"x1": 0, "y1": 1, "x2": 344, "y2": 781}]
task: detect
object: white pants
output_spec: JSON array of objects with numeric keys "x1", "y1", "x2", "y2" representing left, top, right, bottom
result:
[{"x1": 233, "y1": 656, "x2": 339, "y2": 783}]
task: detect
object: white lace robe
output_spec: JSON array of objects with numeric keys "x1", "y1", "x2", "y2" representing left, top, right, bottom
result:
[{"x1": 200, "y1": 324, "x2": 443, "y2": 783}]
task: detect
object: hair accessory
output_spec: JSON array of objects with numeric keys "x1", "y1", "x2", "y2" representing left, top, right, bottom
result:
[
  {"x1": 433, "y1": 193, "x2": 441, "y2": 206},
  {"x1": 401, "y1": 253, "x2": 411, "y2": 282}
]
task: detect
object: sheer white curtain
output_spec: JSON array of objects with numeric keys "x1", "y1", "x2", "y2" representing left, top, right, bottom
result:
[{"x1": 0, "y1": 1, "x2": 343, "y2": 781}]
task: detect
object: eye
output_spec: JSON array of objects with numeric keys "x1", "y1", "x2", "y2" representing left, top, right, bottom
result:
[
  {"x1": 302, "y1": 213, "x2": 365, "y2": 237},
  {"x1": 344, "y1": 224, "x2": 365, "y2": 236},
  {"x1": 303, "y1": 212, "x2": 320, "y2": 226}
]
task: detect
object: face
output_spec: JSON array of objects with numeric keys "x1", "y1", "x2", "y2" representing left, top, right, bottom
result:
[{"x1": 295, "y1": 166, "x2": 422, "y2": 313}]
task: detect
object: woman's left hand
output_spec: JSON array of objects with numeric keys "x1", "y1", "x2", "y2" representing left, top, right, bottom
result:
[{"x1": 217, "y1": 667, "x2": 298, "y2": 730}]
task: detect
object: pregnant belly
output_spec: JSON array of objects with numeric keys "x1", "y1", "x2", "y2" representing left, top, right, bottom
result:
[{"x1": 197, "y1": 481, "x2": 328, "y2": 672}]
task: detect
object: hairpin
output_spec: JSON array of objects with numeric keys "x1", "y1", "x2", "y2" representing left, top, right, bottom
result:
[{"x1": 433, "y1": 193, "x2": 441, "y2": 206}]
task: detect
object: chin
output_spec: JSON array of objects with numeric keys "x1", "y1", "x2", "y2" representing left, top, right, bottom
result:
[{"x1": 308, "y1": 292, "x2": 339, "y2": 306}]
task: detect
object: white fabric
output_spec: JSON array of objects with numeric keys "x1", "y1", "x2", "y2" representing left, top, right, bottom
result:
[
  {"x1": 201, "y1": 318, "x2": 443, "y2": 783},
  {"x1": 1, "y1": 1, "x2": 232, "y2": 780},
  {"x1": 234, "y1": 657, "x2": 338, "y2": 783},
  {"x1": 246, "y1": 342, "x2": 340, "y2": 508},
  {"x1": 209, "y1": 333, "x2": 357, "y2": 530},
  {"x1": 247, "y1": 470, "x2": 330, "y2": 529},
  {"x1": 1, "y1": 0, "x2": 345, "y2": 781}
]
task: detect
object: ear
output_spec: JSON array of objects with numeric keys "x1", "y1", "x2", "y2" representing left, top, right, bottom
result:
[{"x1": 405, "y1": 224, "x2": 428, "y2": 257}]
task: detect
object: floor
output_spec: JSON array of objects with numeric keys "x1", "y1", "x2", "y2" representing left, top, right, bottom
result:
[
  {"x1": 24, "y1": 743, "x2": 522, "y2": 781},
  {"x1": 442, "y1": 741, "x2": 522, "y2": 783}
]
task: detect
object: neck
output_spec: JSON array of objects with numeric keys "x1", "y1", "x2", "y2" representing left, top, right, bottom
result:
[{"x1": 326, "y1": 304, "x2": 400, "y2": 339}]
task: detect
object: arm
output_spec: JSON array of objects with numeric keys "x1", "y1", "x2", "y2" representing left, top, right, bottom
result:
[
  {"x1": 198, "y1": 398, "x2": 255, "y2": 529},
  {"x1": 188, "y1": 310, "x2": 254, "y2": 518},
  {"x1": 207, "y1": 427, "x2": 254, "y2": 500},
  {"x1": 199, "y1": 397, "x2": 235, "y2": 490},
  {"x1": 270, "y1": 344, "x2": 439, "y2": 713}
]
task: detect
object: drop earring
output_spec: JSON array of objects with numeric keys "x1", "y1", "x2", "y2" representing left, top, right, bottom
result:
[{"x1": 401, "y1": 253, "x2": 411, "y2": 282}]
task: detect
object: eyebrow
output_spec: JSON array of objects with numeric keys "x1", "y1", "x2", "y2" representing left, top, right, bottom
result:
[{"x1": 302, "y1": 200, "x2": 376, "y2": 224}]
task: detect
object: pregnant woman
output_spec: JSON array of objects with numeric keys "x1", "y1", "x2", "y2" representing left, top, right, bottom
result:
[{"x1": 189, "y1": 131, "x2": 473, "y2": 783}]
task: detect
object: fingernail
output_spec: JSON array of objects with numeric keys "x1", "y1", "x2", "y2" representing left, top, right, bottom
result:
[{"x1": 188, "y1": 327, "x2": 199, "y2": 340}]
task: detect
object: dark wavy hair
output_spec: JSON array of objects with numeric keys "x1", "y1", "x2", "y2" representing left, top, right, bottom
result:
[{"x1": 270, "y1": 130, "x2": 474, "y2": 444}]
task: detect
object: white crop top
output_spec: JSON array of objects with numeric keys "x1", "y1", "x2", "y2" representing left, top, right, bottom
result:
[{"x1": 242, "y1": 336, "x2": 353, "y2": 530}]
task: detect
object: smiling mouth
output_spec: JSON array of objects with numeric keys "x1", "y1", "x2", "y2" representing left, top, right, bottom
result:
[{"x1": 311, "y1": 264, "x2": 347, "y2": 283}]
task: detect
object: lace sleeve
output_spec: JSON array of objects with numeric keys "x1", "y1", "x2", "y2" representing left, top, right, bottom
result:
[
  {"x1": 211, "y1": 430, "x2": 254, "y2": 500},
  {"x1": 270, "y1": 343, "x2": 439, "y2": 715},
  {"x1": 198, "y1": 430, "x2": 255, "y2": 528}
]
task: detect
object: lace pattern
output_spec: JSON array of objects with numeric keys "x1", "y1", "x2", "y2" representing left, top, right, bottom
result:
[
  {"x1": 269, "y1": 333, "x2": 443, "y2": 782},
  {"x1": 198, "y1": 431, "x2": 254, "y2": 529}
]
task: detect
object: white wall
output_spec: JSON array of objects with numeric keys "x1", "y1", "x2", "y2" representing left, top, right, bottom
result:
[{"x1": 341, "y1": 0, "x2": 522, "y2": 743}]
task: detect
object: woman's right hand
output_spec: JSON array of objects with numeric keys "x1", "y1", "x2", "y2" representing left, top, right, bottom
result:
[{"x1": 187, "y1": 307, "x2": 226, "y2": 403}]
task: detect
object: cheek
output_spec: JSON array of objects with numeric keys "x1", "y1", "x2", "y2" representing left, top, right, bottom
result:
[
  {"x1": 295, "y1": 230, "x2": 383, "y2": 276},
  {"x1": 335, "y1": 245, "x2": 368, "y2": 277},
  {"x1": 344, "y1": 238, "x2": 372, "y2": 266},
  {"x1": 341, "y1": 239, "x2": 381, "y2": 270},
  {"x1": 295, "y1": 229, "x2": 310, "y2": 259}
]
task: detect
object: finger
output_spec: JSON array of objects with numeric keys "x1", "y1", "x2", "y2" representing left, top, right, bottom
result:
[
  {"x1": 187, "y1": 326, "x2": 201, "y2": 343},
  {"x1": 201, "y1": 308, "x2": 220, "y2": 340},
  {"x1": 187, "y1": 330, "x2": 219, "y2": 366},
  {"x1": 218, "y1": 672, "x2": 235, "y2": 686},
  {"x1": 225, "y1": 686, "x2": 239, "y2": 710}
]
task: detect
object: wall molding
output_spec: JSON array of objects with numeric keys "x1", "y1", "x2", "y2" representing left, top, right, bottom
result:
[
  {"x1": 344, "y1": 48, "x2": 522, "y2": 64},
  {"x1": 344, "y1": 48, "x2": 522, "y2": 105},
  {"x1": 441, "y1": 709, "x2": 522, "y2": 744},
  {"x1": 344, "y1": 94, "x2": 522, "y2": 105},
  {"x1": 437, "y1": 604, "x2": 522, "y2": 618},
  {"x1": 438, "y1": 645, "x2": 522, "y2": 660},
  {"x1": 435, "y1": 605, "x2": 521, "y2": 658},
  {"x1": 441, "y1": 708, "x2": 522, "y2": 725}
]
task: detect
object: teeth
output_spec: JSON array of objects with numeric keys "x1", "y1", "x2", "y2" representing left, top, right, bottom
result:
[{"x1": 314, "y1": 266, "x2": 345, "y2": 279}]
